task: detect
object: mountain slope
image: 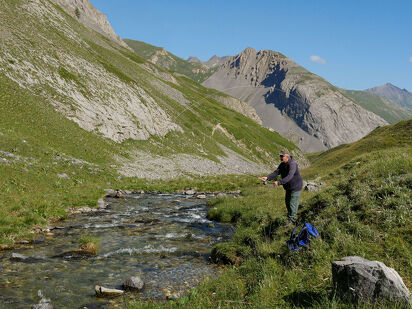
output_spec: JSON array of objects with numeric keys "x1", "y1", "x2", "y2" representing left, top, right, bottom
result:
[
  {"x1": 124, "y1": 39, "x2": 217, "y2": 83},
  {"x1": 0, "y1": 0, "x2": 304, "y2": 244},
  {"x1": 365, "y1": 83, "x2": 412, "y2": 110},
  {"x1": 341, "y1": 89, "x2": 412, "y2": 123},
  {"x1": 203, "y1": 47, "x2": 387, "y2": 152}
]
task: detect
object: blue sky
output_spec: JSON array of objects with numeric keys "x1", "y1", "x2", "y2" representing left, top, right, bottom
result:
[{"x1": 92, "y1": 0, "x2": 412, "y2": 90}]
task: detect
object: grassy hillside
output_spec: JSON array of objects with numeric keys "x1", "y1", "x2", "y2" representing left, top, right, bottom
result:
[
  {"x1": 124, "y1": 39, "x2": 217, "y2": 83},
  {"x1": 128, "y1": 121, "x2": 412, "y2": 308},
  {"x1": 341, "y1": 89, "x2": 412, "y2": 123},
  {"x1": 305, "y1": 119, "x2": 412, "y2": 177}
]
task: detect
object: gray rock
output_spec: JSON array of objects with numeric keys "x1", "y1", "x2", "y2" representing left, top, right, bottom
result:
[
  {"x1": 166, "y1": 292, "x2": 181, "y2": 300},
  {"x1": 104, "y1": 189, "x2": 125, "y2": 198},
  {"x1": 197, "y1": 194, "x2": 207, "y2": 199},
  {"x1": 11, "y1": 253, "x2": 29, "y2": 261},
  {"x1": 304, "y1": 180, "x2": 324, "y2": 192},
  {"x1": 32, "y1": 303, "x2": 54, "y2": 309},
  {"x1": 104, "y1": 189, "x2": 117, "y2": 197},
  {"x1": 216, "y1": 192, "x2": 227, "y2": 198},
  {"x1": 97, "y1": 198, "x2": 106, "y2": 209},
  {"x1": 185, "y1": 189, "x2": 196, "y2": 195},
  {"x1": 76, "y1": 206, "x2": 94, "y2": 213},
  {"x1": 122, "y1": 276, "x2": 144, "y2": 291},
  {"x1": 95, "y1": 285, "x2": 124, "y2": 298},
  {"x1": 57, "y1": 173, "x2": 70, "y2": 180},
  {"x1": 332, "y1": 256, "x2": 411, "y2": 307}
]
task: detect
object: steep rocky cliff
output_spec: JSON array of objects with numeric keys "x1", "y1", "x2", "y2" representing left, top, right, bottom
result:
[
  {"x1": 53, "y1": 0, "x2": 129, "y2": 48},
  {"x1": 203, "y1": 47, "x2": 387, "y2": 152}
]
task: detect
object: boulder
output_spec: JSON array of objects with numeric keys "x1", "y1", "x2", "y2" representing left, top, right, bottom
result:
[
  {"x1": 185, "y1": 189, "x2": 196, "y2": 195},
  {"x1": 216, "y1": 192, "x2": 227, "y2": 199},
  {"x1": 332, "y1": 256, "x2": 411, "y2": 307},
  {"x1": 304, "y1": 180, "x2": 324, "y2": 192},
  {"x1": 11, "y1": 253, "x2": 29, "y2": 261},
  {"x1": 197, "y1": 194, "x2": 207, "y2": 199},
  {"x1": 166, "y1": 292, "x2": 181, "y2": 300},
  {"x1": 122, "y1": 276, "x2": 144, "y2": 291},
  {"x1": 104, "y1": 189, "x2": 125, "y2": 198},
  {"x1": 95, "y1": 285, "x2": 124, "y2": 298}
]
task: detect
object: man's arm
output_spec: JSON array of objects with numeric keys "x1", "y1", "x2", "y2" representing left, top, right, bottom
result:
[
  {"x1": 278, "y1": 161, "x2": 296, "y2": 185},
  {"x1": 267, "y1": 166, "x2": 280, "y2": 181}
]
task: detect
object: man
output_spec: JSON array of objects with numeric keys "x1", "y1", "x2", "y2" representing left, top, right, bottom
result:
[{"x1": 259, "y1": 151, "x2": 303, "y2": 224}]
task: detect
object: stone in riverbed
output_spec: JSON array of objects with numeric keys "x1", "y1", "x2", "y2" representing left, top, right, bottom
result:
[
  {"x1": 166, "y1": 292, "x2": 181, "y2": 300},
  {"x1": 197, "y1": 194, "x2": 207, "y2": 199},
  {"x1": 122, "y1": 276, "x2": 144, "y2": 291},
  {"x1": 184, "y1": 189, "x2": 196, "y2": 195},
  {"x1": 216, "y1": 192, "x2": 227, "y2": 198},
  {"x1": 95, "y1": 285, "x2": 124, "y2": 298},
  {"x1": 32, "y1": 303, "x2": 54, "y2": 309},
  {"x1": 332, "y1": 256, "x2": 411, "y2": 307}
]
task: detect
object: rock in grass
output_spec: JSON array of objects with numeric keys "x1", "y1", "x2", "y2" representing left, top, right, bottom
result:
[
  {"x1": 122, "y1": 276, "x2": 144, "y2": 291},
  {"x1": 57, "y1": 173, "x2": 70, "y2": 180},
  {"x1": 332, "y1": 256, "x2": 411, "y2": 307},
  {"x1": 95, "y1": 285, "x2": 124, "y2": 298}
]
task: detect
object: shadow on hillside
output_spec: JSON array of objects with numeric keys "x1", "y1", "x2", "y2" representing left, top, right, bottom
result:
[{"x1": 283, "y1": 290, "x2": 325, "y2": 307}]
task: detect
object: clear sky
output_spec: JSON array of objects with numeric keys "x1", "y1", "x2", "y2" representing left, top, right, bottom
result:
[{"x1": 91, "y1": 0, "x2": 412, "y2": 91}]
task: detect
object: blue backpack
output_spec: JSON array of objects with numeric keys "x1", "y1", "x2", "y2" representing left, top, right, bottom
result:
[{"x1": 287, "y1": 223, "x2": 320, "y2": 251}]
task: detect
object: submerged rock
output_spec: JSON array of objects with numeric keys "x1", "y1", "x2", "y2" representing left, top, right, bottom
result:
[
  {"x1": 122, "y1": 276, "x2": 144, "y2": 291},
  {"x1": 332, "y1": 256, "x2": 411, "y2": 307},
  {"x1": 95, "y1": 285, "x2": 124, "y2": 298}
]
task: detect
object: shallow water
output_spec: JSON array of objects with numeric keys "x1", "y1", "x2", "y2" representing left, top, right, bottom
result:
[{"x1": 0, "y1": 193, "x2": 233, "y2": 308}]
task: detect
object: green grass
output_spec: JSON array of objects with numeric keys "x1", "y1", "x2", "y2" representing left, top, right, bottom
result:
[
  {"x1": 304, "y1": 119, "x2": 412, "y2": 178},
  {"x1": 341, "y1": 89, "x2": 412, "y2": 124},
  {"x1": 127, "y1": 124, "x2": 412, "y2": 308}
]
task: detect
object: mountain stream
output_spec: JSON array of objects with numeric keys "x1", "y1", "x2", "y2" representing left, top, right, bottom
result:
[{"x1": 0, "y1": 193, "x2": 233, "y2": 308}]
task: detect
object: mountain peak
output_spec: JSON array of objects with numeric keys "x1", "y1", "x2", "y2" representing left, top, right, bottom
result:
[
  {"x1": 365, "y1": 83, "x2": 412, "y2": 109},
  {"x1": 187, "y1": 56, "x2": 201, "y2": 63}
]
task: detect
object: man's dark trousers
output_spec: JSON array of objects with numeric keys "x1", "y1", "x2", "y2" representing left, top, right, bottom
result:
[{"x1": 285, "y1": 190, "x2": 301, "y2": 223}]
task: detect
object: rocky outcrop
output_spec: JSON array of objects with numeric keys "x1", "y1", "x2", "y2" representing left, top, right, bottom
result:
[
  {"x1": 52, "y1": 0, "x2": 129, "y2": 49},
  {"x1": 203, "y1": 47, "x2": 387, "y2": 152},
  {"x1": 332, "y1": 256, "x2": 411, "y2": 307}
]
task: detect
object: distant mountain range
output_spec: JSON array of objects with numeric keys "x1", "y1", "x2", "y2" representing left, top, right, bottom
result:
[
  {"x1": 365, "y1": 83, "x2": 412, "y2": 110},
  {"x1": 188, "y1": 55, "x2": 232, "y2": 68},
  {"x1": 125, "y1": 41, "x2": 412, "y2": 152}
]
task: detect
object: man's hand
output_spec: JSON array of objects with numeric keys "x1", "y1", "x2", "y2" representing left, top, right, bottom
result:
[
  {"x1": 274, "y1": 181, "x2": 279, "y2": 186},
  {"x1": 259, "y1": 176, "x2": 268, "y2": 182}
]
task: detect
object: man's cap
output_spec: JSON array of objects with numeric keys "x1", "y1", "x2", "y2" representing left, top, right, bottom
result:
[{"x1": 279, "y1": 150, "x2": 290, "y2": 157}]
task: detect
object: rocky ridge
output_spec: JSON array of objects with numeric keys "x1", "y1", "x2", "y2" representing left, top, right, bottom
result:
[
  {"x1": 52, "y1": 0, "x2": 129, "y2": 49},
  {"x1": 203, "y1": 47, "x2": 388, "y2": 152}
]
